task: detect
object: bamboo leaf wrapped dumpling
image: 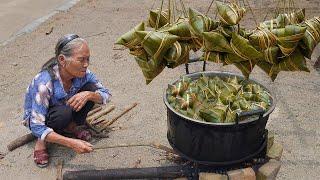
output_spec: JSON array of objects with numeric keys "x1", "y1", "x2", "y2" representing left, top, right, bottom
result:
[
  {"x1": 276, "y1": 9, "x2": 306, "y2": 26},
  {"x1": 271, "y1": 48, "x2": 310, "y2": 73},
  {"x1": 233, "y1": 60, "x2": 257, "y2": 79},
  {"x1": 263, "y1": 46, "x2": 280, "y2": 64},
  {"x1": 300, "y1": 17, "x2": 320, "y2": 59},
  {"x1": 167, "y1": 18, "x2": 192, "y2": 39},
  {"x1": 129, "y1": 47, "x2": 149, "y2": 61},
  {"x1": 115, "y1": 22, "x2": 145, "y2": 49},
  {"x1": 188, "y1": 8, "x2": 219, "y2": 38},
  {"x1": 271, "y1": 25, "x2": 307, "y2": 56},
  {"x1": 199, "y1": 100, "x2": 228, "y2": 123},
  {"x1": 217, "y1": 25, "x2": 238, "y2": 38},
  {"x1": 148, "y1": 9, "x2": 169, "y2": 28},
  {"x1": 216, "y1": 1, "x2": 246, "y2": 26},
  {"x1": 249, "y1": 28, "x2": 277, "y2": 50},
  {"x1": 202, "y1": 31, "x2": 233, "y2": 53},
  {"x1": 164, "y1": 42, "x2": 190, "y2": 68},
  {"x1": 256, "y1": 61, "x2": 279, "y2": 81},
  {"x1": 230, "y1": 33, "x2": 263, "y2": 61},
  {"x1": 135, "y1": 31, "x2": 179, "y2": 63},
  {"x1": 135, "y1": 56, "x2": 166, "y2": 84}
]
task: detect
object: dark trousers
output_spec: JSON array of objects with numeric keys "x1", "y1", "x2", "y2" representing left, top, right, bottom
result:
[{"x1": 45, "y1": 83, "x2": 97, "y2": 132}]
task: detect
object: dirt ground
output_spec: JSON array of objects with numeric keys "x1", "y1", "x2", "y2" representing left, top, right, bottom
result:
[{"x1": 0, "y1": 0, "x2": 319, "y2": 179}]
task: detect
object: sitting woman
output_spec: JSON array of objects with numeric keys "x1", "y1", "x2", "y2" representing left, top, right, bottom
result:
[{"x1": 23, "y1": 34, "x2": 111, "y2": 167}]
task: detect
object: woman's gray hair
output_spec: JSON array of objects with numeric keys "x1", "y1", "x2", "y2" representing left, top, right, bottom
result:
[
  {"x1": 41, "y1": 34, "x2": 87, "y2": 79},
  {"x1": 55, "y1": 34, "x2": 87, "y2": 58}
]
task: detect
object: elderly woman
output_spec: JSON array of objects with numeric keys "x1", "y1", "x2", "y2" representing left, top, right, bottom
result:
[{"x1": 23, "y1": 34, "x2": 111, "y2": 167}]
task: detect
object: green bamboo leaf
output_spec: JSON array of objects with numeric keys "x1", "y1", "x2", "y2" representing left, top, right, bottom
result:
[
  {"x1": 115, "y1": 22, "x2": 145, "y2": 49},
  {"x1": 203, "y1": 31, "x2": 233, "y2": 53},
  {"x1": 135, "y1": 31, "x2": 179, "y2": 62},
  {"x1": 231, "y1": 33, "x2": 263, "y2": 60},
  {"x1": 216, "y1": 1, "x2": 246, "y2": 26},
  {"x1": 188, "y1": 8, "x2": 219, "y2": 38},
  {"x1": 148, "y1": 9, "x2": 169, "y2": 28}
]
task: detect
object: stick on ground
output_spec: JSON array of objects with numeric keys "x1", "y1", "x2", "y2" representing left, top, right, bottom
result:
[
  {"x1": 7, "y1": 133, "x2": 36, "y2": 151},
  {"x1": 99, "y1": 103, "x2": 138, "y2": 131},
  {"x1": 86, "y1": 105, "x2": 115, "y2": 123},
  {"x1": 56, "y1": 159, "x2": 64, "y2": 180},
  {"x1": 87, "y1": 106, "x2": 103, "y2": 117},
  {"x1": 94, "y1": 142, "x2": 177, "y2": 155}
]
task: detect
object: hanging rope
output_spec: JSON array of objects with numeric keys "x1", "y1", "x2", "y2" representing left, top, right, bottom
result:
[
  {"x1": 179, "y1": 0, "x2": 187, "y2": 18},
  {"x1": 155, "y1": 0, "x2": 164, "y2": 30},
  {"x1": 205, "y1": 0, "x2": 215, "y2": 16}
]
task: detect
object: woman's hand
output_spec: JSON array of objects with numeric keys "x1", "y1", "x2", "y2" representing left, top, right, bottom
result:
[
  {"x1": 69, "y1": 139, "x2": 93, "y2": 153},
  {"x1": 67, "y1": 91, "x2": 92, "y2": 112}
]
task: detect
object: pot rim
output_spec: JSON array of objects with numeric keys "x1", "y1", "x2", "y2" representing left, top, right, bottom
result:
[{"x1": 163, "y1": 71, "x2": 276, "y2": 126}]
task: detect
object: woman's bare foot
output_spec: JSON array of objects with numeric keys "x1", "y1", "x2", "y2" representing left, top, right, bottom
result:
[
  {"x1": 65, "y1": 122, "x2": 91, "y2": 141},
  {"x1": 35, "y1": 139, "x2": 46, "y2": 151}
]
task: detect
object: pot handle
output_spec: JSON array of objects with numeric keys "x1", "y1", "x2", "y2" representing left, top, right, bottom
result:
[{"x1": 235, "y1": 108, "x2": 265, "y2": 124}]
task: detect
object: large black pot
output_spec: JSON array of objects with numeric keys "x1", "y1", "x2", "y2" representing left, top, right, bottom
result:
[{"x1": 164, "y1": 71, "x2": 276, "y2": 166}]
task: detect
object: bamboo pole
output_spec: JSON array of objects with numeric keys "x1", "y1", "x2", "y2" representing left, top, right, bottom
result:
[
  {"x1": 63, "y1": 166, "x2": 193, "y2": 180},
  {"x1": 86, "y1": 105, "x2": 115, "y2": 123},
  {"x1": 87, "y1": 106, "x2": 103, "y2": 117},
  {"x1": 98, "y1": 103, "x2": 137, "y2": 131}
]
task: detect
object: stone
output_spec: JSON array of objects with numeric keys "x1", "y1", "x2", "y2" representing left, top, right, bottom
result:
[
  {"x1": 267, "y1": 142, "x2": 283, "y2": 160},
  {"x1": 199, "y1": 172, "x2": 228, "y2": 180},
  {"x1": 257, "y1": 159, "x2": 281, "y2": 180},
  {"x1": 227, "y1": 168, "x2": 256, "y2": 180},
  {"x1": 242, "y1": 167, "x2": 256, "y2": 180},
  {"x1": 227, "y1": 169, "x2": 243, "y2": 180}
]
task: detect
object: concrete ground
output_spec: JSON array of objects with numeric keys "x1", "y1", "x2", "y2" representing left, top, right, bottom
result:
[
  {"x1": 0, "y1": 0, "x2": 80, "y2": 45},
  {"x1": 0, "y1": 0, "x2": 319, "y2": 179}
]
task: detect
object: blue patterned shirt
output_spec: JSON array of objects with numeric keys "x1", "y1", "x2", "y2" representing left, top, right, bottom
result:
[{"x1": 23, "y1": 65, "x2": 111, "y2": 140}]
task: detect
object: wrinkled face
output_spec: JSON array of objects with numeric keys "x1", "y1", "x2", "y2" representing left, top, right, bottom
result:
[{"x1": 63, "y1": 42, "x2": 90, "y2": 78}]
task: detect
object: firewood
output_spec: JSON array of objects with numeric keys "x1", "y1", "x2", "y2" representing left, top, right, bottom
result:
[
  {"x1": 56, "y1": 159, "x2": 63, "y2": 180},
  {"x1": 87, "y1": 106, "x2": 103, "y2": 117},
  {"x1": 7, "y1": 133, "x2": 36, "y2": 151},
  {"x1": 99, "y1": 103, "x2": 137, "y2": 131},
  {"x1": 86, "y1": 105, "x2": 115, "y2": 123}
]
